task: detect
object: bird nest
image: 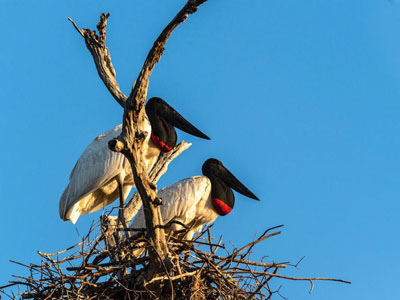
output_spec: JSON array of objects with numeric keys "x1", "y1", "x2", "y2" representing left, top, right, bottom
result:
[{"x1": 0, "y1": 220, "x2": 349, "y2": 300}]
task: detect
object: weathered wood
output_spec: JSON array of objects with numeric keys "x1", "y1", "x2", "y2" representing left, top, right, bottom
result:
[{"x1": 107, "y1": 0, "x2": 208, "y2": 275}]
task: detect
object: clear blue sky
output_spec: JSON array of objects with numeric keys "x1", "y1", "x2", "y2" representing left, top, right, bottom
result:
[{"x1": 1, "y1": 0, "x2": 399, "y2": 299}]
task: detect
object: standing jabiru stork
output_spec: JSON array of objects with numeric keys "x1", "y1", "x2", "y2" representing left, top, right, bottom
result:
[
  {"x1": 131, "y1": 158, "x2": 259, "y2": 241},
  {"x1": 59, "y1": 97, "x2": 210, "y2": 224}
]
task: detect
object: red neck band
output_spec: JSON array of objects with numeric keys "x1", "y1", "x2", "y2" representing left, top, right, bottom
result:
[
  {"x1": 151, "y1": 132, "x2": 173, "y2": 152},
  {"x1": 212, "y1": 197, "x2": 232, "y2": 216}
]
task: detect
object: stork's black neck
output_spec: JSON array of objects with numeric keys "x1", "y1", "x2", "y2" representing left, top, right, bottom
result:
[
  {"x1": 207, "y1": 174, "x2": 234, "y2": 216},
  {"x1": 149, "y1": 118, "x2": 176, "y2": 152},
  {"x1": 146, "y1": 104, "x2": 177, "y2": 152}
]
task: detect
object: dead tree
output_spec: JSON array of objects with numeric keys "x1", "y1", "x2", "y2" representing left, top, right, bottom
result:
[
  {"x1": 0, "y1": 1, "x2": 351, "y2": 299},
  {"x1": 68, "y1": 0, "x2": 209, "y2": 281}
]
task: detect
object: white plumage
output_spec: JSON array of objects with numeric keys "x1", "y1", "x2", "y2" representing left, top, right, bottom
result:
[
  {"x1": 59, "y1": 97, "x2": 210, "y2": 224},
  {"x1": 59, "y1": 121, "x2": 159, "y2": 224},
  {"x1": 131, "y1": 158, "x2": 260, "y2": 245},
  {"x1": 131, "y1": 176, "x2": 218, "y2": 240}
]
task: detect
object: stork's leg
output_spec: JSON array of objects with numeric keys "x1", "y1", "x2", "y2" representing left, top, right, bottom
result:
[
  {"x1": 110, "y1": 176, "x2": 129, "y2": 279},
  {"x1": 116, "y1": 175, "x2": 128, "y2": 232}
]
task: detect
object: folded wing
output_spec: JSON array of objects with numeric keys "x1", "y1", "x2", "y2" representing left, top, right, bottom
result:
[
  {"x1": 59, "y1": 124, "x2": 127, "y2": 222},
  {"x1": 131, "y1": 176, "x2": 213, "y2": 238}
]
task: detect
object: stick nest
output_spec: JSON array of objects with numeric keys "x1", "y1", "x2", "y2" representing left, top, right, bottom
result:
[{"x1": 0, "y1": 221, "x2": 349, "y2": 300}]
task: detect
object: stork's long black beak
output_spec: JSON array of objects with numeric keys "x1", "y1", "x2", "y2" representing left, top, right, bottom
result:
[
  {"x1": 220, "y1": 166, "x2": 260, "y2": 200},
  {"x1": 146, "y1": 97, "x2": 210, "y2": 140},
  {"x1": 203, "y1": 158, "x2": 260, "y2": 200}
]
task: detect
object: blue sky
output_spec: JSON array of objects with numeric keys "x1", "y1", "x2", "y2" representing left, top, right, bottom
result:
[{"x1": 1, "y1": 0, "x2": 399, "y2": 299}]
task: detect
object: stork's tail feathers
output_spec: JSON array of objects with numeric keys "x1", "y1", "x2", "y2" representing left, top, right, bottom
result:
[{"x1": 59, "y1": 186, "x2": 81, "y2": 224}]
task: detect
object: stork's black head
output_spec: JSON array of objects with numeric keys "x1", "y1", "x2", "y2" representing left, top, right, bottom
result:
[
  {"x1": 145, "y1": 97, "x2": 210, "y2": 152},
  {"x1": 202, "y1": 158, "x2": 259, "y2": 216}
]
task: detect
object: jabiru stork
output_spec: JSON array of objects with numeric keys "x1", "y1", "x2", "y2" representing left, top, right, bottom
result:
[
  {"x1": 131, "y1": 158, "x2": 259, "y2": 240},
  {"x1": 59, "y1": 97, "x2": 210, "y2": 224}
]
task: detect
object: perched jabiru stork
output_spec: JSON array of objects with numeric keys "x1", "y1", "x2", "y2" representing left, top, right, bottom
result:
[
  {"x1": 131, "y1": 158, "x2": 259, "y2": 241},
  {"x1": 59, "y1": 97, "x2": 210, "y2": 224}
]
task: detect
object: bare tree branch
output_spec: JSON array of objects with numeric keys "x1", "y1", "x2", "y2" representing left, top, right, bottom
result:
[{"x1": 68, "y1": 14, "x2": 127, "y2": 106}]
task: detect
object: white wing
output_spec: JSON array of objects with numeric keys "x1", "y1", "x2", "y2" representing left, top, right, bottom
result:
[
  {"x1": 131, "y1": 176, "x2": 215, "y2": 235},
  {"x1": 59, "y1": 124, "x2": 127, "y2": 220}
]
